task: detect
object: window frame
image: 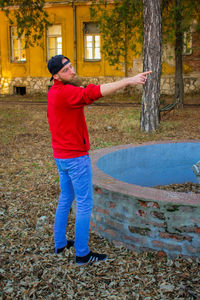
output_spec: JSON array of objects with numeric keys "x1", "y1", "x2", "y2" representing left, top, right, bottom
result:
[
  {"x1": 47, "y1": 24, "x2": 62, "y2": 61},
  {"x1": 10, "y1": 27, "x2": 26, "y2": 63},
  {"x1": 182, "y1": 31, "x2": 192, "y2": 56},
  {"x1": 83, "y1": 23, "x2": 101, "y2": 62}
]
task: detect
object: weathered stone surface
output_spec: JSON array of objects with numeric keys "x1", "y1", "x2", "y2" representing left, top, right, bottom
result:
[
  {"x1": 128, "y1": 226, "x2": 151, "y2": 236},
  {"x1": 0, "y1": 74, "x2": 200, "y2": 95},
  {"x1": 90, "y1": 142, "x2": 200, "y2": 258}
]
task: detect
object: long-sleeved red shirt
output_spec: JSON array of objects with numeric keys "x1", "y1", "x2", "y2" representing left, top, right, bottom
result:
[{"x1": 47, "y1": 80, "x2": 102, "y2": 158}]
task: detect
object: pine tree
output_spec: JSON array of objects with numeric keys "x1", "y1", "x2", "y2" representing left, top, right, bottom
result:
[{"x1": 140, "y1": 0, "x2": 162, "y2": 132}]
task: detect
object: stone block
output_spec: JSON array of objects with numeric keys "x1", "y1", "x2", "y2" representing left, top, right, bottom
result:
[
  {"x1": 95, "y1": 206, "x2": 109, "y2": 215},
  {"x1": 136, "y1": 210, "x2": 146, "y2": 217},
  {"x1": 124, "y1": 234, "x2": 146, "y2": 245},
  {"x1": 141, "y1": 219, "x2": 166, "y2": 228},
  {"x1": 103, "y1": 228, "x2": 118, "y2": 238},
  {"x1": 138, "y1": 201, "x2": 160, "y2": 209},
  {"x1": 113, "y1": 212, "x2": 126, "y2": 220},
  {"x1": 95, "y1": 187, "x2": 102, "y2": 194},
  {"x1": 106, "y1": 219, "x2": 124, "y2": 231},
  {"x1": 95, "y1": 214, "x2": 102, "y2": 222},
  {"x1": 195, "y1": 227, "x2": 200, "y2": 234},
  {"x1": 90, "y1": 221, "x2": 96, "y2": 228},
  {"x1": 150, "y1": 211, "x2": 165, "y2": 220},
  {"x1": 109, "y1": 202, "x2": 116, "y2": 209},
  {"x1": 159, "y1": 232, "x2": 192, "y2": 242},
  {"x1": 152, "y1": 240, "x2": 182, "y2": 252},
  {"x1": 184, "y1": 245, "x2": 200, "y2": 254},
  {"x1": 176, "y1": 226, "x2": 199, "y2": 233},
  {"x1": 128, "y1": 226, "x2": 151, "y2": 236}
]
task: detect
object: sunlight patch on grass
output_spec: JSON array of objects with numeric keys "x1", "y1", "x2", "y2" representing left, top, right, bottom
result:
[{"x1": 0, "y1": 107, "x2": 28, "y2": 144}]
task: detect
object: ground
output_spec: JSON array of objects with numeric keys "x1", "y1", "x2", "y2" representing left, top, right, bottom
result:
[{"x1": 0, "y1": 95, "x2": 200, "y2": 299}]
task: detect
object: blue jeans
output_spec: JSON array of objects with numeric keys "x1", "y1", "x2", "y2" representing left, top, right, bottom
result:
[{"x1": 54, "y1": 155, "x2": 93, "y2": 257}]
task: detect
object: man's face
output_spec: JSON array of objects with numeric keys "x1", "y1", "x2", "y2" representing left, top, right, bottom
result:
[{"x1": 53, "y1": 58, "x2": 76, "y2": 84}]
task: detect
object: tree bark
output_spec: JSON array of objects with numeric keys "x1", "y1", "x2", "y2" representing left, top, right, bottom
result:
[
  {"x1": 124, "y1": 24, "x2": 128, "y2": 78},
  {"x1": 174, "y1": 0, "x2": 184, "y2": 108},
  {"x1": 140, "y1": 0, "x2": 162, "y2": 132}
]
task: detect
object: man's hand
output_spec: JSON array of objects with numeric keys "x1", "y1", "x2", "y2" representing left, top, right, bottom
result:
[{"x1": 126, "y1": 71, "x2": 152, "y2": 86}]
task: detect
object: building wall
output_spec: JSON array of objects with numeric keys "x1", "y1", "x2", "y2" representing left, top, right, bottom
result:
[{"x1": 0, "y1": 1, "x2": 200, "y2": 96}]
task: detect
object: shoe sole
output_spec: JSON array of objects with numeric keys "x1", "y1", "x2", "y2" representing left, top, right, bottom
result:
[
  {"x1": 75, "y1": 256, "x2": 108, "y2": 266},
  {"x1": 55, "y1": 240, "x2": 75, "y2": 254}
]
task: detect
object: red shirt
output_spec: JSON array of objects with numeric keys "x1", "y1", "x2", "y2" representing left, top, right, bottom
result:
[{"x1": 47, "y1": 80, "x2": 102, "y2": 158}]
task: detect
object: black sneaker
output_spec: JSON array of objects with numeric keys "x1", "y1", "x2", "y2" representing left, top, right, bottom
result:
[
  {"x1": 55, "y1": 240, "x2": 74, "y2": 254},
  {"x1": 75, "y1": 251, "x2": 107, "y2": 265}
]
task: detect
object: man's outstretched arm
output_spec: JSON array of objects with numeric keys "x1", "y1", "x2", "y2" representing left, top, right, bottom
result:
[{"x1": 100, "y1": 71, "x2": 152, "y2": 97}]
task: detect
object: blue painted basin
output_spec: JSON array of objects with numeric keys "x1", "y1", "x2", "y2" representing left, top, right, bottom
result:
[{"x1": 97, "y1": 142, "x2": 200, "y2": 187}]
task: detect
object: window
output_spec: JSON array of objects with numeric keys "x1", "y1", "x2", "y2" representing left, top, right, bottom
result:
[
  {"x1": 183, "y1": 31, "x2": 192, "y2": 55},
  {"x1": 47, "y1": 25, "x2": 62, "y2": 60},
  {"x1": 83, "y1": 23, "x2": 101, "y2": 61},
  {"x1": 11, "y1": 27, "x2": 26, "y2": 62},
  {"x1": 14, "y1": 86, "x2": 26, "y2": 95}
]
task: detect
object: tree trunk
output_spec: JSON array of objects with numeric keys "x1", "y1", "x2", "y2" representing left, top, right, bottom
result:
[
  {"x1": 140, "y1": 0, "x2": 162, "y2": 132},
  {"x1": 124, "y1": 23, "x2": 128, "y2": 77},
  {"x1": 174, "y1": 0, "x2": 184, "y2": 108},
  {"x1": 124, "y1": 23, "x2": 130, "y2": 95}
]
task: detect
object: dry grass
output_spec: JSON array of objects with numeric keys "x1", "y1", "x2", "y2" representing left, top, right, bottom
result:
[
  {"x1": 0, "y1": 98, "x2": 200, "y2": 299},
  {"x1": 86, "y1": 104, "x2": 200, "y2": 149}
]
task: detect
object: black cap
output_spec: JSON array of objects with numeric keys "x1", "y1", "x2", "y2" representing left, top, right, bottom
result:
[{"x1": 47, "y1": 55, "x2": 70, "y2": 81}]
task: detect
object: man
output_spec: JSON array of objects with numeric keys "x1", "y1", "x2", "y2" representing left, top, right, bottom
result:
[{"x1": 47, "y1": 54, "x2": 151, "y2": 265}]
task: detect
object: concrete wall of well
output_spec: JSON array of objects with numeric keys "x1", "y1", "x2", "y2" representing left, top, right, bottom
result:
[
  {"x1": 91, "y1": 186, "x2": 200, "y2": 258},
  {"x1": 90, "y1": 142, "x2": 200, "y2": 258}
]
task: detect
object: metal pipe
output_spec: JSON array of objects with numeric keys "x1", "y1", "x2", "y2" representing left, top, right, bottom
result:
[
  {"x1": 192, "y1": 161, "x2": 200, "y2": 185},
  {"x1": 73, "y1": 2, "x2": 77, "y2": 73}
]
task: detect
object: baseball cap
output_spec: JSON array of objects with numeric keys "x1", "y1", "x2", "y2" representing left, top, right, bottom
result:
[{"x1": 47, "y1": 55, "x2": 70, "y2": 81}]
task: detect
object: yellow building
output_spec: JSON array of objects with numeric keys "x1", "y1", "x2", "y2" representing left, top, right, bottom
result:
[
  {"x1": 0, "y1": 0, "x2": 125, "y2": 95},
  {"x1": 0, "y1": 0, "x2": 200, "y2": 96}
]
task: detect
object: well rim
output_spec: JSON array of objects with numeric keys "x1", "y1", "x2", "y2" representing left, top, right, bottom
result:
[{"x1": 91, "y1": 140, "x2": 200, "y2": 206}]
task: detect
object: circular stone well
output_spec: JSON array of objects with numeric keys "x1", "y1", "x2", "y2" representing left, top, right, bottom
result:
[{"x1": 91, "y1": 141, "x2": 200, "y2": 258}]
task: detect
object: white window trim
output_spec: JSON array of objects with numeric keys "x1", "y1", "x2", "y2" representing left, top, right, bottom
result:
[
  {"x1": 183, "y1": 31, "x2": 192, "y2": 55},
  {"x1": 47, "y1": 25, "x2": 62, "y2": 61},
  {"x1": 84, "y1": 34, "x2": 101, "y2": 61},
  {"x1": 11, "y1": 27, "x2": 26, "y2": 63}
]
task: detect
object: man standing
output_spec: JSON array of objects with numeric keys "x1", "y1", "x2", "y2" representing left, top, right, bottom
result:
[{"x1": 47, "y1": 54, "x2": 151, "y2": 265}]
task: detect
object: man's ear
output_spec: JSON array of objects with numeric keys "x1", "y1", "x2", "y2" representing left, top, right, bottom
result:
[{"x1": 53, "y1": 74, "x2": 60, "y2": 81}]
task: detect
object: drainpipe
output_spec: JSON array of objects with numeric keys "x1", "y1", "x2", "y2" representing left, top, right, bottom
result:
[
  {"x1": 73, "y1": 2, "x2": 77, "y2": 73},
  {"x1": 0, "y1": 37, "x2": 2, "y2": 87},
  {"x1": 192, "y1": 161, "x2": 200, "y2": 185}
]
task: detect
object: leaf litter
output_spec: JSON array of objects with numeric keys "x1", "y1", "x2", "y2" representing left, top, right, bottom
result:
[{"x1": 0, "y1": 101, "x2": 200, "y2": 299}]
